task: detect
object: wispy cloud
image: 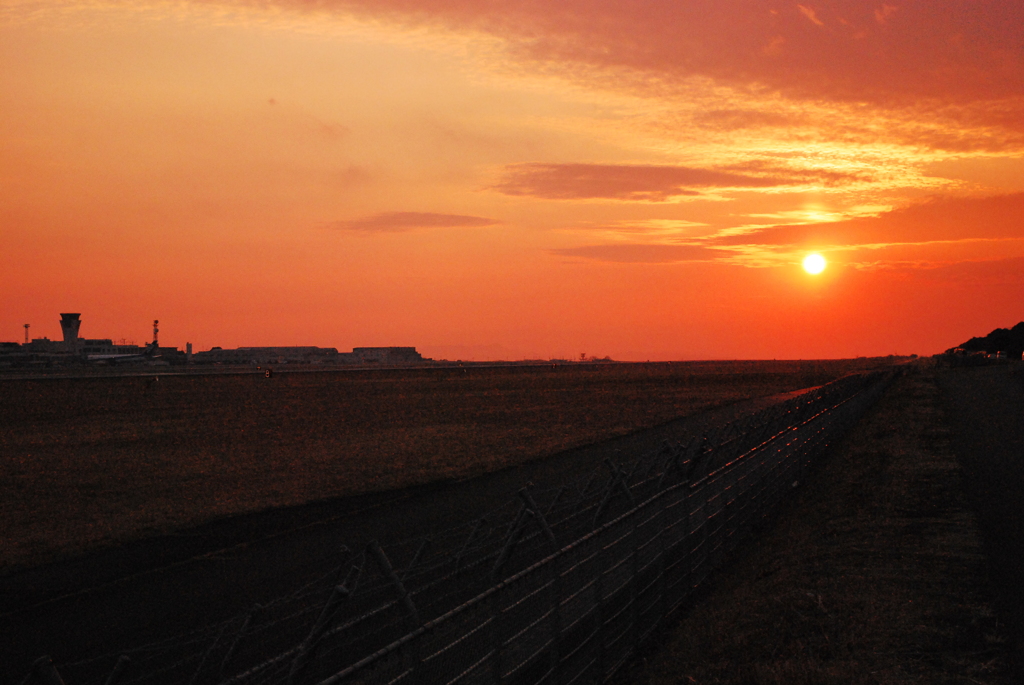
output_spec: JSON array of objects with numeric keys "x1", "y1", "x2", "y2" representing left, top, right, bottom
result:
[
  {"x1": 326, "y1": 211, "x2": 499, "y2": 232},
  {"x1": 270, "y1": 0, "x2": 1024, "y2": 108},
  {"x1": 550, "y1": 194, "x2": 1024, "y2": 266},
  {"x1": 710, "y1": 193, "x2": 1024, "y2": 247},
  {"x1": 563, "y1": 219, "x2": 709, "y2": 240},
  {"x1": 796, "y1": 5, "x2": 824, "y2": 27},
  {"x1": 492, "y1": 162, "x2": 862, "y2": 201},
  {"x1": 691, "y1": 108, "x2": 807, "y2": 131},
  {"x1": 550, "y1": 243, "x2": 721, "y2": 263}
]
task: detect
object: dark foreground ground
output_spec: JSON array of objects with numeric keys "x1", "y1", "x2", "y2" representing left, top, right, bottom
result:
[
  {"x1": 1, "y1": 388, "x2": 800, "y2": 684},
  {"x1": 938, "y1": 364, "x2": 1024, "y2": 677},
  {"x1": 6, "y1": 363, "x2": 1022, "y2": 684}
]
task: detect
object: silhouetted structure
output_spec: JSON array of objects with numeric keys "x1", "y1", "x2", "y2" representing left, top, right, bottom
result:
[
  {"x1": 191, "y1": 346, "x2": 428, "y2": 365},
  {"x1": 349, "y1": 347, "x2": 424, "y2": 364},
  {"x1": 193, "y1": 346, "x2": 341, "y2": 365},
  {"x1": 59, "y1": 313, "x2": 81, "y2": 355},
  {"x1": 1, "y1": 312, "x2": 425, "y2": 369},
  {"x1": 0, "y1": 313, "x2": 183, "y2": 367}
]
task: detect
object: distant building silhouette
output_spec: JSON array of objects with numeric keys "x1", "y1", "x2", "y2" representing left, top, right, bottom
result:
[
  {"x1": 193, "y1": 346, "x2": 341, "y2": 365},
  {"x1": 59, "y1": 313, "x2": 81, "y2": 355},
  {"x1": 350, "y1": 347, "x2": 425, "y2": 364},
  {"x1": 0, "y1": 312, "x2": 182, "y2": 368},
  {"x1": 192, "y1": 346, "x2": 427, "y2": 365},
  {"x1": 0, "y1": 312, "x2": 427, "y2": 369}
]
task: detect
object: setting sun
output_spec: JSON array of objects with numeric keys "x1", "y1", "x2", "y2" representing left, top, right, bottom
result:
[
  {"x1": 4, "y1": 1, "x2": 1024, "y2": 360},
  {"x1": 803, "y1": 254, "x2": 827, "y2": 275}
]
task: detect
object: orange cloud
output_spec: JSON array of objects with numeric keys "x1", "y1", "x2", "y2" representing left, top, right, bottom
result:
[
  {"x1": 327, "y1": 212, "x2": 499, "y2": 232},
  {"x1": 690, "y1": 109, "x2": 808, "y2": 131},
  {"x1": 552, "y1": 194, "x2": 1024, "y2": 266},
  {"x1": 492, "y1": 162, "x2": 862, "y2": 201},
  {"x1": 550, "y1": 244, "x2": 720, "y2": 262},
  {"x1": 874, "y1": 4, "x2": 898, "y2": 25},
  {"x1": 711, "y1": 193, "x2": 1024, "y2": 247},
  {"x1": 288, "y1": 0, "x2": 1024, "y2": 108},
  {"x1": 796, "y1": 5, "x2": 825, "y2": 27}
]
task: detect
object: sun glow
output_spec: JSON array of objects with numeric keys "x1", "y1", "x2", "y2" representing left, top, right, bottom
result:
[{"x1": 803, "y1": 253, "x2": 827, "y2": 275}]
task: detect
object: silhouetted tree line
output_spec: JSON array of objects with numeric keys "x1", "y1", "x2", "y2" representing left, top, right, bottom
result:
[{"x1": 948, "y1": 321, "x2": 1024, "y2": 360}]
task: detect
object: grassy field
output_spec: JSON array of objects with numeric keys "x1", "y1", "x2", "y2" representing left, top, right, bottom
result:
[
  {"x1": 0, "y1": 359, "x2": 898, "y2": 572},
  {"x1": 619, "y1": 362, "x2": 1007, "y2": 684}
]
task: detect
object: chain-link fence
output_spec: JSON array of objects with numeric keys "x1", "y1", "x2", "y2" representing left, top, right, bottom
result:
[{"x1": 27, "y1": 370, "x2": 895, "y2": 685}]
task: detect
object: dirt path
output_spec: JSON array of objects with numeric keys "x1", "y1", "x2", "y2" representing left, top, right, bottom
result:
[
  {"x1": 937, "y1": 364, "x2": 1024, "y2": 678},
  {"x1": 0, "y1": 390, "x2": 803, "y2": 684}
]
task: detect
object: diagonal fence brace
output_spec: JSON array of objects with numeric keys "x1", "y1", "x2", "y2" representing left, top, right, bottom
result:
[
  {"x1": 493, "y1": 503, "x2": 528, "y2": 573},
  {"x1": 219, "y1": 604, "x2": 261, "y2": 678},
  {"x1": 287, "y1": 558, "x2": 364, "y2": 685},
  {"x1": 518, "y1": 487, "x2": 557, "y2": 546},
  {"x1": 543, "y1": 485, "x2": 567, "y2": 518},
  {"x1": 399, "y1": 537, "x2": 431, "y2": 583},
  {"x1": 104, "y1": 656, "x2": 131, "y2": 685},
  {"x1": 655, "y1": 439, "x2": 687, "y2": 489},
  {"x1": 454, "y1": 516, "x2": 487, "y2": 572},
  {"x1": 24, "y1": 657, "x2": 65, "y2": 685},
  {"x1": 287, "y1": 585, "x2": 351, "y2": 685},
  {"x1": 639, "y1": 442, "x2": 673, "y2": 480},
  {"x1": 368, "y1": 540, "x2": 421, "y2": 628},
  {"x1": 684, "y1": 435, "x2": 712, "y2": 483},
  {"x1": 592, "y1": 458, "x2": 637, "y2": 528},
  {"x1": 491, "y1": 487, "x2": 558, "y2": 578},
  {"x1": 188, "y1": 621, "x2": 226, "y2": 685}
]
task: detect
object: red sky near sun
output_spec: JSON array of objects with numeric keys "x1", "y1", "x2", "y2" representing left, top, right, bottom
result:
[{"x1": 2, "y1": 1, "x2": 1024, "y2": 360}]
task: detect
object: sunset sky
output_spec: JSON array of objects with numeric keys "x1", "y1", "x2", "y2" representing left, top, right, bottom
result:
[{"x1": 3, "y1": 1, "x2": 1023, "y2": 360}]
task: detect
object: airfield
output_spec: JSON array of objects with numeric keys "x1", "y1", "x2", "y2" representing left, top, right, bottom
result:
[{"x1": 2, "y1": 358, "x2": 1020, "y2": 684}]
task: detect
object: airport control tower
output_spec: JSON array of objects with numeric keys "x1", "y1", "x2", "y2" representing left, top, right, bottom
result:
[{"x1": 60, "y1": 313, "x2": 81, "y2": 355}]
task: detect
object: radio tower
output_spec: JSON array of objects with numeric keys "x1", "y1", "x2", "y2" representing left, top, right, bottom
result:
[
  {"x1": 24, "y1": 323, "x2": 29, "y2": 344},
  {"x1": 153, "y1": 320, "x2": 159, "y2": 346}
]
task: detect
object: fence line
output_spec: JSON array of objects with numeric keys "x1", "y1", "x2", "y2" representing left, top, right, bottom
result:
[{"x1": 35, "y1": 370, "x2": 896, "y2": 685}]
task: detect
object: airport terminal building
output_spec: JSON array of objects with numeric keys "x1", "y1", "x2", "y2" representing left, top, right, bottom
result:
[{"x1": 192, "y1": 345, "x2": 426, "y2": 365}]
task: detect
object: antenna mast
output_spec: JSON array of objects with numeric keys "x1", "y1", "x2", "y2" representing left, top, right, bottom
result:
[
  {"x1": 24, "y1": 323, "x2": 29, "y2": 344},
  {"x1": 153, "y1": 319, "x2": 159, "y2": 346}
]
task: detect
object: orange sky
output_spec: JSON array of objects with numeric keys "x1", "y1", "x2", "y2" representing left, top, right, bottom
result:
[{"x1": 2, "y1": 0, "x2": 1024, "y2": 359}]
